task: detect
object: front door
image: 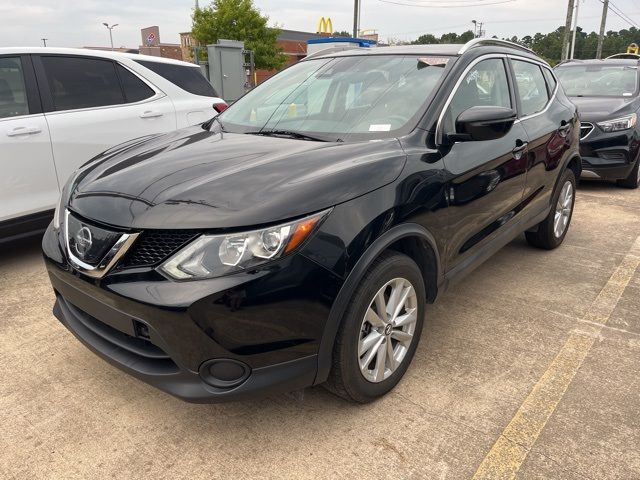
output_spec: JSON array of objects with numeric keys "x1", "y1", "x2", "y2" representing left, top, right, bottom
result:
[{"x1": 438, "y1": 57, "x2": 529, "y2": 273}]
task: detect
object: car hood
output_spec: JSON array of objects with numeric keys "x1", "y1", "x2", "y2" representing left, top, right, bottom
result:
[
  {"x1": 69, "y1": 126, "x2": 407, "y2": 229},
  {"x1": 569, "y1": 96, "x2": 638, "y2": 122}
]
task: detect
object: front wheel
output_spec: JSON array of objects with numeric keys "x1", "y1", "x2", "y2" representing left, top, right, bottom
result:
[
  {"x1": 525, "y1": 168, "x2": 576, "y2": 250},
  {"x1": 324, "y1": 251, "x2": 426, "y2": 403}
]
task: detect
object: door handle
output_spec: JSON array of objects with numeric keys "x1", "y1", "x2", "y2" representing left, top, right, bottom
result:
[
  {"x1": 558, "y1": 122, "x2": 572, "y2": 138},
  {"x1": 140, "y1": 110, "x2": 164, "y2": 118},
  {"x1": 512, "y1": 141, "x2": 528, "y2": 160},
  {"x1": 6, "y1": 126, "x2": 42, "y2": 137}
]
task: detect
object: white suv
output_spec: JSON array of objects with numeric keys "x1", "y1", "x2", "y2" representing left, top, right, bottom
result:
[{"x1": 0, "y1": 47, "x2": 226, "y2": 242}]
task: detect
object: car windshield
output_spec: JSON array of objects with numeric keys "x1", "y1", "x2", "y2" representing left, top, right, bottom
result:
[
  {"x1": 555, "y1": 64, "x2": 638, "y2": 97},
  {"x1": 217, "y1": 54, "x2": 453, "y2": 141}
]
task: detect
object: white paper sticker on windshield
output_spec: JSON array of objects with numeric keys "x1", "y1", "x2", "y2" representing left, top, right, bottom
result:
[
  {"x1": 623, "y1": 92, "x2": 633, "y2": 96},
  {"x1": 369, "y1": 124, "x2": 391, "y2": 132}
]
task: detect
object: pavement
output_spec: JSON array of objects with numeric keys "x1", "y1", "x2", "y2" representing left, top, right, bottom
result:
[{"x1": 1, "y1": 181, "x2": 639, "y2": 480}]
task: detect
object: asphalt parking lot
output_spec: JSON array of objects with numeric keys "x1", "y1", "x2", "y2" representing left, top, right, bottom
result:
[{"x1": 1, "y1": 181, "x2": 639, "y2": 480}]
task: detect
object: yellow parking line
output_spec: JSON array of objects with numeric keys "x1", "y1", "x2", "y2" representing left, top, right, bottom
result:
[{"x1": 472, "y1": 236, "x2": 640, "y2": 480}]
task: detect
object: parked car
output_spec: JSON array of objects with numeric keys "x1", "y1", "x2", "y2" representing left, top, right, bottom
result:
[
  {"x1": 0, "y1": 47, "x2": 226, "y2": 242},
  {"x1": 555, "y1": 58, "x2": 640, "y2": 188},
  {"x1": 43, "y1": 39, "x2": 580, "y2": 403}
]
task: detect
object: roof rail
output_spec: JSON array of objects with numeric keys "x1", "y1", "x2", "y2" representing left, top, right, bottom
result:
[
  {"x1": 605, "y1": 53, "x2": 640, "y2": 60},
  {"x1": 459, "y1": 38, "x2": 535, "y2": 55}
]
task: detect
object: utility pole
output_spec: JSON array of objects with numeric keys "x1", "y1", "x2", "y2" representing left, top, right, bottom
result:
[
  {"x1": 561, "y1": 0, "x2": 575, "y2": 61},
  {"x1": 353, "y1": 0, "x2": 361, "y2": 38},
  {"x1": 596, "y1": 0, "x2": 609, "y2": 59},
  {"x1": 570, "y1": 0, "x2": 581, "y2": 59},
  {"x1": 41, "y1": 38, "x2": 48, "y2": 47}
]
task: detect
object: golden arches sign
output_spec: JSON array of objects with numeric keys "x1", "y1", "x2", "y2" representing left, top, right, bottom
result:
[
  {"x1": 317, "y1": 17, "x2": 333, "y2": 34},
  {"x1": 627, "y1": 43, "x2": 639, "y2": 54}
]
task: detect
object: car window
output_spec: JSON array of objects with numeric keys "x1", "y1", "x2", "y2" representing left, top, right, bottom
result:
[
  {"x1": 0, "y1": 57, "x2": 29, "y2": 119},
  {"x1": 116, "y1": 64, "x2": 155, "y2": 103},
  {"x1": 542, "y1": 68, "x2": 557, "y2": 96},
  {"x1": 443, "y1": 58, "x2": 511, "y2": 134},
  {"x1": 41, "y1": 56, "x2": 124, "y2": 111},
  {"x1": 135, "y1": 60, "x2": 218, "y2": 97},
  {"x1": 220, "y1": 55, "x2": 451, "y2": 141},
  {"x1": 512, "y1": 60, "x2": 549, "y2": 116}
]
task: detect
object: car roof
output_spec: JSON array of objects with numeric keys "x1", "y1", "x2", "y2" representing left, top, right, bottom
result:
[
  {"x1": 556, "y1": 58, "x2": 640, "y2": 67},
  {"x1": 307, "y1": 38, "x2": 544, "y2": 64},
  {"x1": 0, "y1": 47, "x2": 200, "y2": 68}
]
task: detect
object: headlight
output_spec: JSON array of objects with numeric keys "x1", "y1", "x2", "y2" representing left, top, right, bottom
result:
[
  {"x1": 159, "y1": 209, "x2": 330, "y2": 280},
  {"x1": 597, "y1": 113, "x2": 637, "y2": 133}
]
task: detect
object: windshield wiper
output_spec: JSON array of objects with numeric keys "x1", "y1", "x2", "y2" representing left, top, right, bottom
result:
[{"x1": 247, "y1": 130, "x2": 330, "y2": 142}]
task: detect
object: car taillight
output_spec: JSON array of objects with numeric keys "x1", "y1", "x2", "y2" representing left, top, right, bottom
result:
[{"x1": 213, "y1": 102, "x2": 228, "y2": 113}]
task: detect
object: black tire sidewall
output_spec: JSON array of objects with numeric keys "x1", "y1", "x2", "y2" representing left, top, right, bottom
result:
[{"x1": 336, "y1": 253, "x2": 426, "y2": 402}]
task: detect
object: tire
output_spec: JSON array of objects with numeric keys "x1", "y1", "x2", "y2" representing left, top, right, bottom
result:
[
  {"x1": 324, "y1": 251, "x2": 426, "y2": 403},
  {"x1": 525, "y1": 168, "x2": 576, "y2": 250},
  {"x1": 616, "y1": 160, "x2": 640, "y2": 189}
]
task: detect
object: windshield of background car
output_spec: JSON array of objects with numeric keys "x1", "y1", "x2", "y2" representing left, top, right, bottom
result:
[
  {"x1": 555, "y1": 64, "x2": 638, "y2": 97},
  {"x1": 218, "y1": 54, "x2": 453, "y2": 141}
]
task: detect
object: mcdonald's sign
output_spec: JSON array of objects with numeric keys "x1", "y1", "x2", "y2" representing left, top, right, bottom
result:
[
  {"x1": 317, "y1": 17, "x2": 333, "y2": 35},
  {"x1": 627, "y1": 43, "x2": 639, "y2": 54}
]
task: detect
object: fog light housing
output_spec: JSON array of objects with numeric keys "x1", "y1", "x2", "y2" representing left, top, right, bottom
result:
[{"x1": 199, "y1": 359, "x2": 250, "y2": 389}]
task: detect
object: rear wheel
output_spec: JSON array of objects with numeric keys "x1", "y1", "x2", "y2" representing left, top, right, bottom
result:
[
  {"x1": 616, "y1": 160, "x2": 640, "y2": 189},
  {"x1": 525, "y1": 168, "x2": 576, "y2": 250},
  {"x1": 324, "y1": 251, "x2": 426, "y2": 403}
]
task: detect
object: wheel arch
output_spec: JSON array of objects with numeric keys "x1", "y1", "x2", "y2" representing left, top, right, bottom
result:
[{"x1": 314, "y1": 223, "x2": 443, "y2": 385}]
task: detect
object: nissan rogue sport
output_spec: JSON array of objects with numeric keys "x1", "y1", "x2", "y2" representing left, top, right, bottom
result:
[{"x1": 43, "y1": 39, "x2": 581, "y2": 403}]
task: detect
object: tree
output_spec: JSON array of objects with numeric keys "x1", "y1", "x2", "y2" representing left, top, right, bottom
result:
[
  {"x1": 192, "y1": 0, "x2": 287, "y2": 70},
  {"x1": 332, "y1": 31, "x2": 352, "y2": 38}
]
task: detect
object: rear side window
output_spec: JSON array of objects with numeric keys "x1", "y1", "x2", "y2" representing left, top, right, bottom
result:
[
  {"x1": 135, "y1": 60, "x2": 217, "y2": 97},
  {"x1": 512, "y1": 60, "x2": 549, "y2": 117},
  {"x1": 0, "y1": 57, "x2": 29, "y2": 118},
  {"x1": 116, "y1": 64, "x2": 155, "y2": 103},
  {"x1": 41, "y1": 56, "x2": 124, "y2": 111}
]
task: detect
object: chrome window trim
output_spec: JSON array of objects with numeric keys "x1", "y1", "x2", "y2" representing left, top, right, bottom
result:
[{"x1": 64, "y1": 210, "x2": 139, "y2": 279}]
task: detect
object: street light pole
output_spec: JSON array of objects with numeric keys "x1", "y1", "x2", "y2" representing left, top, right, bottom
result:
[
  {"x1": 102, "y1": 23, "x2": 119, "y2": 51},
  {"x1": 596, "y1": 0, "x2": 609, "y2": 59}
]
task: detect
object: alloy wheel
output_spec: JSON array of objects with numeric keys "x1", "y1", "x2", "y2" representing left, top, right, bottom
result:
[
  {"x1": 357, "y1": 278, "x2": 418, "y2": 383},
  {"x1": 553, "y1": 180, "x2": 573, "y2": 238}
]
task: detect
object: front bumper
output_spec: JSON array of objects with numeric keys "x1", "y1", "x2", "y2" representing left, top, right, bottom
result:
[
  {"x1": 579, "y1": 123, "x2": 639, "y2": 180},
  {"x1": 43, "y1": 224, "x2": 339, "y2": 402}
]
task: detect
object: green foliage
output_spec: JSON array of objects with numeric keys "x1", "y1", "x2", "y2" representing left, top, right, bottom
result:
[
  {"x1": 412, "y1": 30, "x2": 475, "y2": 45},
  {"x1": 410, "y1": 26, "x2": 640, "y2": 65},
  {"x1": 332, "y1": 31, "x2": 352, "y2": 38},
  {"x1": 192, "y1": 0, "x2": 287, "y2": 70}
]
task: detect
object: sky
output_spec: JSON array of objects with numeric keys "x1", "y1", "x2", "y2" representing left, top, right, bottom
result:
[{"x1": 1, "y1": 0, "x2": 640, "y2": 49}]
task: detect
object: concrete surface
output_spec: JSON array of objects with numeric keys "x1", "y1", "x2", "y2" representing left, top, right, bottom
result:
[{"x1": 1, "y1": 182, "x2": 639, "y2": 479}]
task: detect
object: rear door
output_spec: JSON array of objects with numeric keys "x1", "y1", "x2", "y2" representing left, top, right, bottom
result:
[
  {"x1": 511, "y1": 58, "x2": 576, "y2": 215},
  {"x1": 33, "y1": 54, "x2": 177, "y2": 187},
  {"x1": 437, "y1": 56, "x2": 529, "y2": 272},
  {"x1": 0, "y1": 55, "x2": 58, "y2": 222}
]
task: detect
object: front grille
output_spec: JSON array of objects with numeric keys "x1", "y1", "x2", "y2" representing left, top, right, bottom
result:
[
  {"x1": 580, "y1": 122, "x2": 594, "y2": 140},
  {"x1": 121, "y1": 230, "x2": 197, "y2": 268}
]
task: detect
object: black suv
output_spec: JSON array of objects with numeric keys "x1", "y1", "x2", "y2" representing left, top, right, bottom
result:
[
  {"x1": 43, "y1": 39, "x2": 580, "y2": 403},
  {"x1": 555, "y1": 58, "x2": 640, "y2": 188}
]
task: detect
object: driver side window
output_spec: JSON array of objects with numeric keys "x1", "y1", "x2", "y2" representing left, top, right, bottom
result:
[{"x1": 444, "y1": 58, "x2": 511, "y2": 134}]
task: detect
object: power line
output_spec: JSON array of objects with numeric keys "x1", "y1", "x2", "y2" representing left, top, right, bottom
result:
[{"x1": 603, "y1": 0, "x2": 640, "y2": 28}]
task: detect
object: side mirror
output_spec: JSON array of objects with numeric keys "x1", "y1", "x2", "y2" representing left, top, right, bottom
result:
[{"x1": 449, "y1": 106, "x2": 517, "y2": 142}]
